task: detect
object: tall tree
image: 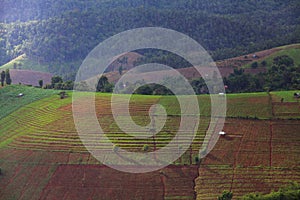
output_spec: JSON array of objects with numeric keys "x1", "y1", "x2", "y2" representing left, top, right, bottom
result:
[
  {"x1": 0, "y1": 71, "x2": 5, "y2": 86},
  {"x1": 96, "y1": 76, "x2": 113, "y2": 92},
  {"x1": 38, "y1": 79, "x2": 43, "y2": 88},
  {"x1": 5, "y1": 69, "x2": 11, "y2": 85},
  {"x1": 51, "y1": 76, "x2": 63, "y2": 88}
]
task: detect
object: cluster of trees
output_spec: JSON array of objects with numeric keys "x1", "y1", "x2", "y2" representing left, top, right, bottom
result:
[
  {"x1": 0, "y1": 69, "x2": 12, "y2": 86},
  {"x1": 134, "y1": 49, "x2": 192, "y2": 70},
  {"x1": 242, "y1": 182, "x2": 300, "y2": 200},
  {"x1": 96, "y1": 76, "x2": 113, "y2": 92},
  {"x1": 44, "y1": 76, "x2": 73, "y2": 90},
  {"x1": 0, "y1": 0, "x2": 299, "y2": 78},
  {"x1": 223, "y1": 55, "x2": 300, "y2": 93}
]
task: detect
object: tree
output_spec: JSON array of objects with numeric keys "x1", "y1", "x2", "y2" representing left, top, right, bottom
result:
[
  {"x1": 62, "y1": 80, "x2": 74, "y2": 90},
  {"x1": 118, "y1": 66, "x2": 123, "y2": 75},
  {"x1": 251, "y1": 61, "x2": 258, "y2": 69},
  {"x1": 96, "y1": 76, "x2": 113, "y2": 92},
  {"x1": 51, "y1": 76, "x2": 63, "y2": 88},
  {"x1": 273, "y1": 55, "x2": 294, "y2": 67},
  {"x1": 242, "y1": 182, "x2": 300, "y2": 200},
  {"x1": 266, "y1": 55, "x2": 299, "y2": 90},
  {"x1": 218, "y1": 190, "x2": 233, "y2": 200},
  {"x1": 5, "y1": 69, "x2": 12, "y2": 85},
  {"x1": 103, "y1": 83, "x2": 114, "y2": 92},
  {"x1": 38, "y1": 79, "x2": 43, "y2": 88},
  {"x1": 261, "y1": 60, "x2": 267, "y2": 67},
  {"x1": 142, "y1": 144, "x2": 149, "y2": 151},
  {"x1": 191, "y1": 78, "x2": 208, "y2": 94},
  {"x1": 0, "y1": 71, "x2": 5, "y2": 87},
  {"x1": 134, "y1": 85, "x2": 153, "y2": 95}
]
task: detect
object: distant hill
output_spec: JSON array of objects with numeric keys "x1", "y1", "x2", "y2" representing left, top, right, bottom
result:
[
  {"x1": 104, "y1": 44, "x2": 300, "y2": 83},
  {"x1": 0, "y1": 0, "x2": 299, "y2": 78}
]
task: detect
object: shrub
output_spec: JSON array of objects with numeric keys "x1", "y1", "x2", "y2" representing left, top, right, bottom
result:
[
  {"x1": 218, "y1": 190, "x2": 233, "y2": 200},
  {"x1": 195, "y1": 156, "x2": 200, "y2": 164},
  {"x1": 142, "y1": 144, "x2": 149, "y2": 152},
  {"x1": 261, "y1": 60, "x2": 267, "y2": 66},
  {"x1": 251, "y1": 62, "x2": 258, "y2": 69}
]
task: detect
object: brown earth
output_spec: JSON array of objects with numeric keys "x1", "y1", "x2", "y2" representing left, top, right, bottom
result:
[
  {"x1": 0, "y1": 148, "x2": 199, "y2": 200},
  {"x1": 105, "y1": 44, "x2": 291, "y2": 83},
  {"x1": 195, "y1": 118, "x2": 300, "y2": 199},
  {"x1": 10, "y1": 69, "x2": 52, "y2": 86}
]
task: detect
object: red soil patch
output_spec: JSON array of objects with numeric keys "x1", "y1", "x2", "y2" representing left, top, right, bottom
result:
[
  {"x1": 105, "y1": 46, "x2": 283, "y2": 83},
  {"x1": 40, "y1": 165, "x2": 198, "y2": 200},
  {"x1": 106, "y1": 52, "x2": 143, "y2": 72},
  {"x1": 10, "y1": 69, "x2": 52, "y2": 86},
  {"x1": 195, "y1": 118, "x2": 300, "y2": 199},
  {"x1": 0, "y1": 161, "x2": 56, "y2": 200},
  {"x1": 0, "y1": 148, "x2": 199, "y2": 200}
]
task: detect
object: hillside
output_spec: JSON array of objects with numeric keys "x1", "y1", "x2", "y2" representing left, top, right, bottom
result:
[
  {"x1": 104, "y1": 44, "x2": 300, "y2": 84},
  {"x1": 0, "y1": 86, "x2": 299, "y2": 199},
  {"x1": 0, "y1": 85, "x2": 59, "y2": 120},
  {"x1": 0, "y1": 0, "x2": 299, "y2": 77}
]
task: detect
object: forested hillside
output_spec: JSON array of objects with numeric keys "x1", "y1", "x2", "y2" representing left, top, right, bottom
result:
[{"x1": 0, "y1": 0, "x2": 299, "y2": 79}]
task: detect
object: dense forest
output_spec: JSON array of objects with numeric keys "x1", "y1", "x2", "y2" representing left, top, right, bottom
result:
[{"x1": 0, "y1": 0, "x2": 300, "y2": 79}]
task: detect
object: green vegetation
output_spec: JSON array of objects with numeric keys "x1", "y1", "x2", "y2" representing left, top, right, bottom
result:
[
  {"x1": 5, "y1": 69, "x2": 11, "y2": 85},
  {"x1": 0, "y1": 69, "x2": 11, "y2": 86},
  {"x1": 1, "y1": 1, "x2": 299, "y2": 78},
  {"x1": 242, "y1": 182, "x2": 300, "y2": 200},
  {"x1": 271, "y1": 90, "x2": 300, "y2": 102},
  {"x1": 218, "y1": 190, "x2": 233, "y2": 200},
  {"x1": 0, "y1": 85, "x2": 59, "y2": 120},
  {"x1": 0, "y1": 70, "x2": 5, "y2": 86},
  {"x1": 43, "y1": 75, "x2": 73, "y2": 90},
  {"x1": 96, "y1": 76, "x2": 113, "y2": 93},
  {"x1": 224, "y1": 55, "x2": 300, "y2": 93},
  {"x1": 0, "y1": 54, "x2": 49, "y2": 72},
  {"x1": 0, "y1": 85, "x2": 299, "y2": 199},
  {"x1": 245, "y1": 46, "x2": 300, "y2": 70}
]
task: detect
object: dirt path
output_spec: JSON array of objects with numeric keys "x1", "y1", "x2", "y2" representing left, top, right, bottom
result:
[
  {"x1": 269, "y1": 122, "x2": 273, "y2": 167},
  {"x1": 230, "y1": 133, "x2": 245, "y2": 191}
]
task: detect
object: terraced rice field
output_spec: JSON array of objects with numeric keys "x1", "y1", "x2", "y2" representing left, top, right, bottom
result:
[
  {"x1": 0, "y1": 87, "x2": 299, "y2": 199},
  {"x1": 195, "y1": 119, "x2": 300, "y2": 199}
]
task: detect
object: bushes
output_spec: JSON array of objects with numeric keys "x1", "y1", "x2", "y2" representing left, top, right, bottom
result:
[
  {"x1": 242, "y1": 182, "x2": 300, "y2": 200},
  {"x1": 142, "y1": 144, "x2": 149, "y2": 152},
  {"x1": 218, "y1": 190, "x2": 233, "y2": 200}
]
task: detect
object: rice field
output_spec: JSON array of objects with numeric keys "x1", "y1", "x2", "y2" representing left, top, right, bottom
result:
[{"x1": 0, "y1": 86, "x2": 299, "y2": 199}]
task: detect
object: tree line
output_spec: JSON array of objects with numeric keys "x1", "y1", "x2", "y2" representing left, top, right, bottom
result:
[
  {"x1": 93, "y1": 55, "x2": 299, "y2": 95},
  {"x1": 223, "y1": 55, "x2": 300, "y2": 93},
  {"x1": 0, "y1": 69, "x2": 12, "y2": 86}
]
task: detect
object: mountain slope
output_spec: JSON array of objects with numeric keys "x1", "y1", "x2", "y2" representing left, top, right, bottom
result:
[{"x1": 0, "y1": 0, "x2": 299, "y2": 76}]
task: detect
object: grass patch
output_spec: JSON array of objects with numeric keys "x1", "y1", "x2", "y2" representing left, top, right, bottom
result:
[
  {"x1": 0, "y1": 85, "x2": 60, "y2": 120},
  {"x1": 243, "y1": 44, "x2": 300, "y2": 69},
  {"x1": 271, "y1": 90, "x2": 300, "y2": 102},
  {"x1": 0, "y1": 54, "x2": 49, "y2": 72}
]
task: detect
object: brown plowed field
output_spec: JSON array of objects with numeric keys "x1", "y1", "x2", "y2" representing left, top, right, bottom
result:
[{"x1": 195, "y1": 118, "x2": 300, "y2": 199}]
